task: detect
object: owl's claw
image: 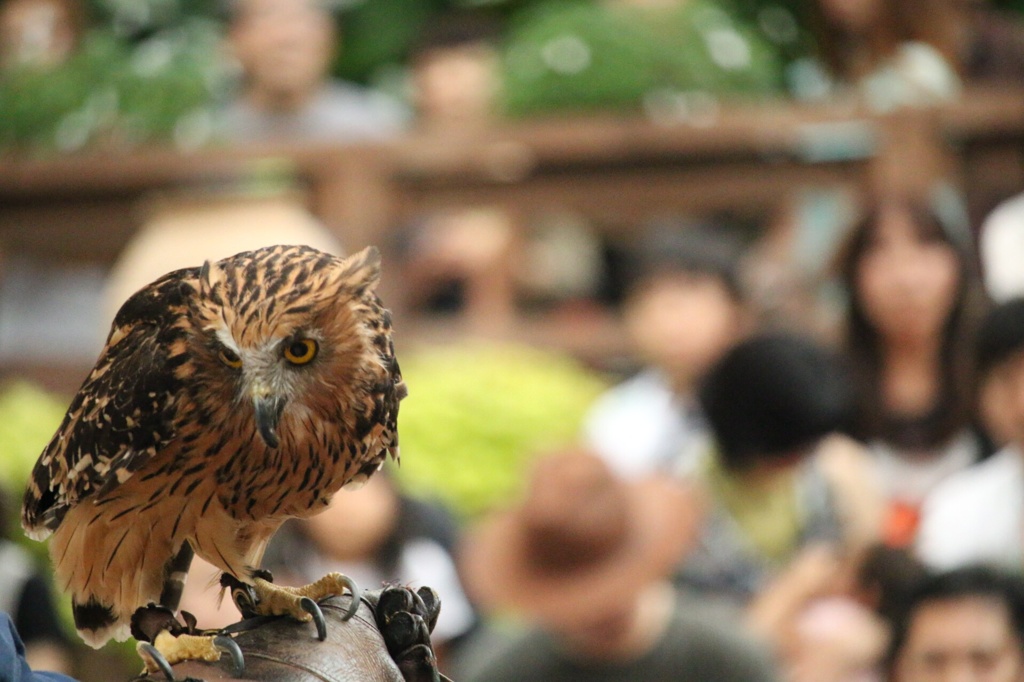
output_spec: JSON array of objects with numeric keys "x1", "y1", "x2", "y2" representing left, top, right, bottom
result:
[
  {"x1": 299, "y1": 597, "x2": 327, "y2": 641},
  {"x1": 333, "y1": 574, "x2": 362, "y2": 621},
  {"x1": 137, "y1": 631, "x2": 244, "y2": 679},
  {"x1": 222, "y1": 575, "x2": 259, "y2": 619},
  {"x1": 296, "y1": 574, "x2": 360, "y2": 641},
  {"x1": 223, "y1": 571, "x2": 361, "y2": 640},
  {"x1": 137, "y1": 642, "x2": 176, "y2": 681},
  {"x1": 214, "y1": 634, "x2": 246, "y2": 677}
]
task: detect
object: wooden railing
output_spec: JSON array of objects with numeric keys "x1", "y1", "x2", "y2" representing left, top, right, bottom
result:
[{"x1": 2, "y1": 88, "x2": 1022, "y2": 388}]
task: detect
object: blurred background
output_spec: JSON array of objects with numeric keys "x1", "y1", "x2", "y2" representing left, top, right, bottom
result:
[{"x1": 2, "y1": 0, "x2": 1024, "y2": 680}]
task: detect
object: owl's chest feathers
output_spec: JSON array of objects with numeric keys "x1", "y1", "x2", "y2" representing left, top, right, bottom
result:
[{"x1": 167, "y1": 427, "x2": 346, "y2": 522}]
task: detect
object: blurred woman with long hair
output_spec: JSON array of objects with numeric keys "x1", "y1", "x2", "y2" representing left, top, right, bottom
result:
[{"x1": 837, "y1": 189, "x2": 990, "y2": 546}]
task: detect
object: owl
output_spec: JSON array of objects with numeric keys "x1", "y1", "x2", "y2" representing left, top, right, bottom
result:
[{"x1": 21, "y1": 244, "x2": 405, "y2": 653}]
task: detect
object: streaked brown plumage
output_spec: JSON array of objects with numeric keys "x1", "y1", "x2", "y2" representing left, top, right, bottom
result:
[{"x1": 21, "y1": 245, "x2": 405, "y2": 648}]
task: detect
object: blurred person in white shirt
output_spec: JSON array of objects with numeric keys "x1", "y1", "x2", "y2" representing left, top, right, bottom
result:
[{"x1": 917, "y1": 298, "x2": 1024, "y2": 570}]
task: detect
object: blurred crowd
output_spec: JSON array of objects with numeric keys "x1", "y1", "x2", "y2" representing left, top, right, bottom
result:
[
  {"x1": 2, "y1": 0, "x2": 1024, "y2": 681},
  {"x1": 2, "y1": 0, "x2": 1024, "y2": 149}
]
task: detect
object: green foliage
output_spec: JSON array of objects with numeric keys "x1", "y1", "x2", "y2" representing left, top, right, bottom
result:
[
  {"x1": 0, "y1": 381, "x2": 68, "y2": 575},
  {"x1": 85, "y1": 0, "x2": 224, "y2": 35},
  {"x1": 1, "y1": 0, "x2": 823, "y2": 152},
  {"x1": 0, "y1": 382, "x2": 67, "y2": 499},
  {"x1": 393, "y1": 342, "x2": 607, "y2": 518},
  {"x1": 718, "y1": 0, "x2": 813, "y2": 64},
  {"x1": 0, "y1": 379, "x2": 136, "y2": 662},
  {"x1": 654, "y1": 1, "x2": 791, "y2": 94},
  {"x1": 500, "y1": 0, "x2": 796, "y2": 117},
  {"x1": 992, "y1": 0, "x2": 1024, "y2": 12},
  {"x1": 0, "y1": 19, "x2": 226, "y2": 153},
  {"x1": 501, "y1": 1, "x2": 659, "y2": 115},
  {"x1": 334, "y1": 0, "x2": 441, "y2": 83}
]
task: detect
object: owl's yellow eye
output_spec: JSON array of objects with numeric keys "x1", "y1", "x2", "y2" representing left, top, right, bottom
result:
[
  {"x1": 283, "y1": 338, "x2": 318, "y2": 365},
  {"x1": 219, "y1": 347, "x2": 243, "y2": 369}
]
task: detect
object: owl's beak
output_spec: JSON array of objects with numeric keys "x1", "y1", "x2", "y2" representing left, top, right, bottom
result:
[{"x1": 253, "y1": 392, "x2": 286, "y2": 448}]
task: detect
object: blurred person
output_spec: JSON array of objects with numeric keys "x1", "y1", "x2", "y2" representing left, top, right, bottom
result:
[
  {"x1": 395, "y1": 205, "x2": 519, "y2": 328},
  {"x1": 750, "y1": 544, "x2": 926, "y2": 682},
  {"x1": 0, "y1": 613, "x2": 76, "y2": 682},
  {"x1": 581, "y1": 225, "x2": 748, "y2": 480},
  {"x1": 888, "y1": 565, "x2": 1024, "y2": 682},
  {"x1": 675, "y1": 333, "x2": 891, "y2": 679},
  {"x1": 0, "y1": 0, "x2": 82, "y2": 71},
  {"x1": 960, "y1": 1, "x2": 1024, "y2": 84},
  {"x1": 742, "y1": 198, "x2": 844, "y2": 339},
  {"x1": 770, "y1": 0, "x2": 968, "y2": 336},
  {"x1": 917, "y1": 298, "x2": 1024, "y2": 570},
  {"x1": 402, "y1": 14, "x2": 610, "y2": 329},
  {"x1": 676, "y1": 332, "x2": 873, "y2": 604},
  {"x1": 409, "y1": 11, "x2": 501, "y2": 131},
  {"x1": 219, "y1": 0, "x2": 408, "y2": 144},
  {"x1": 401, "y1": 15, "x2": 603, "y2": 328},
  {"x1": 905, "y1": 0, "x2": 1024, "y2": 86},
  {"x1": 976, "y1": 298, "x2": 1024, "y2": 449},
  {"x1": 263, "y1": 471, "x2": 477, "y2": 671},
  {"x1": 836, "y1": 191, "x2": 990, "y2": 547},
  {"x1": 856, "y1": 544, "x2": 930, "y2": 628},
  {"x1": 102, "y1": 188, "x2": 344, "y2": 322},
  {"x1": 389, "y1": 11, "x2": 511, "y2": 324},
  {"x1": 980, "y1": 192, "x2": 1024, "y2": 304},
  {"x1": 742, "y1": 546, "x2": 883, "y2": 682},
  {"x1": 458, "y1": 448, "x2": 781, "y2": 682},
  {"x1": 0, "y1": 486, "x2": 73, "y2": 676},
  {"x1": 793, "y1": 0, "x2": 960, "y2": 110}
]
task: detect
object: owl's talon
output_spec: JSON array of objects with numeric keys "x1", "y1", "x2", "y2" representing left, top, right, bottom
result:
[
  {"x1": 137, "y1": 642, "x2": 177, "y2": 681},
  {"x1": 251, "y1": 568, "x2": 274, "y2": 583},
  {"x1": 337, "y1": 574, "x2": 362, "y2": 622},
  {"x1": 138, "y1": 630, "x2": 229, "y2": 677},
  {"x1": 249, "y1": 571, "x2": 361, "y2": 629},
  {"x1": 299, "y1": 597, "x2": 327, "y2": 641},
  {"x1": 232, "y1": 587, "x2": 257, "y2": 619},
  {"x1": 130, "y1": 603, "x2": 185, "y2": 643},
  {"x1": 221, "y1": 573, "x2": 259, "y2": 619},
  {"x1": 214, "y1": 635, "x2": 245, "y2": 676}
]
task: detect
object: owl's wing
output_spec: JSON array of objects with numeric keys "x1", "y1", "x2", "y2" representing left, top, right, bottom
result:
[{"x1": 22, "y1": 274, "x2": 191, "y2": 540}]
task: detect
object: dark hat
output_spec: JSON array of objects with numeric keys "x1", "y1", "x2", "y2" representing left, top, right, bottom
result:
[
  {"x1": 699, "y1": 333, "x2": 851, "y2": 470},
  {"x1": 976, "y1": 297, "x2": 1024, "y2": 377},
  {"x1": 459, "y1": 449, "x2": 700, "y2": 625}
]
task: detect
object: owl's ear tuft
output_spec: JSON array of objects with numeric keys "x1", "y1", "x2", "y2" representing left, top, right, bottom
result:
[
  {"x1": 199, "y1": 260, "x2": 214, "y2": 295},
  {"x1": 338, "y1": 247, "x2": 381, "y2": 296},
  {"x1": 198, "y1": 260, "x2": 225, "y2": 303},
  {"x1": 190, "y1": 260, "x2": 227, "y2": 326}
]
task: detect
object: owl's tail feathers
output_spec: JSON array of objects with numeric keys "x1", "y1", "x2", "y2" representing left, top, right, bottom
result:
[
  {"x1": 69, "y1": 543, "x2": 186, "y2": 649},
  {"x1": 73, "y1": 599, "x2": 130, "y2": 649},
  {"x1": 52, "y1": 501, "x2": 173, "y2": 650}
]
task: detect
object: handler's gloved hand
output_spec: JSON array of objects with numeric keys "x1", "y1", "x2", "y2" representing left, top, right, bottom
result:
[
  {"x1": 367, "y1": 585, "x2": 443, "y2": 682},
  {"x1": 131, "y1": 585, "x2": 448, "y2": 682}
]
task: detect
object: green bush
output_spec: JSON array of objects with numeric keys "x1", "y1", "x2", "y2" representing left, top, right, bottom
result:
[
  {"x1": 393, "y1": 342, "x2": 607, "y2": 518},
  {"x1": 0, "y1": 382, "x2": 68, "y2": 500},
  {"x1": 0, "y1": 20, "x2": 226, "y2": 153},
  {"x1": 500, "y1": 0, "x2": 797, "y2": 117}
]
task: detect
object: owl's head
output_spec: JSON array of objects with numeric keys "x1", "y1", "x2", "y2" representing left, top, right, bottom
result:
[{"x1": 183, "y1": 244, "x2": 399, "y2": 449}]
